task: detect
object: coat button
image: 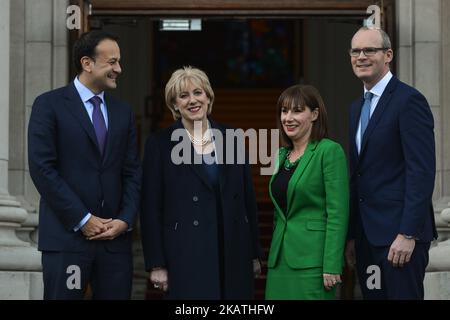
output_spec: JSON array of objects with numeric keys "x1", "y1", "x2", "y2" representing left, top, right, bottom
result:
[
  {"x1": 359, "y1": 198, "x2": 364, "y2": 203},
  {"x1": 193, "y1": 220, "x2": 199, "y2": 226},
  {"x1": 193, "y1": 196, "x2": 198, "y2": 202},
  {"x1": 357, "y1": 172, "x2": 362, "y2": 177}
]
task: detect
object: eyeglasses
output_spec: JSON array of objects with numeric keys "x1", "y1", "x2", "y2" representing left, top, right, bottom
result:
[{"x1": 349, "y1": 47, "x2": 389, "y2": 57}]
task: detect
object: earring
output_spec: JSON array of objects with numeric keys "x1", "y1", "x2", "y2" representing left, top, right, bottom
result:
[{"x1": 174, "y1": 105, "x2": 179, "y2": 111}]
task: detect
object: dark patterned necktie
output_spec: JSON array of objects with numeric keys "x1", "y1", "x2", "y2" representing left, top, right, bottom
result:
[{"x1": 89, "y1": 96, "x2": 107, "y2": 156}]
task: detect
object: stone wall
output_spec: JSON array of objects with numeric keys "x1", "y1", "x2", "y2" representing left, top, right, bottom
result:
[
  {"x1": 0, "y1": 0, "x2": 70, "y2": 300},
  {"x1": 396, "y1": 0, "x2": 450, "y2": 299},
  {"x1": 0, "y1": 0, "x2": 47, "y2": 300},
  {"x1": 397, "y1": 0, "x2": 444, "y2": 201}
]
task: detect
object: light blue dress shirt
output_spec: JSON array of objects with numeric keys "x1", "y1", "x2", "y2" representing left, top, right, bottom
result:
[
  {"x1": 356, "y1": 71, "x2": 393, "y2": 153},
  {"x1": 73, "y1": 77, "x2": 108, "y2": 232}
]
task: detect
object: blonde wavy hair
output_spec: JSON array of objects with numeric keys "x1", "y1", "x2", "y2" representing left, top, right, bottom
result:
[{"x1": 164, "y1": 66, "x2": 215, "y2": 120}]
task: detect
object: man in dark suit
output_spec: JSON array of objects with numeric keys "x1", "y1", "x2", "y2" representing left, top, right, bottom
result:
[
  {"x1": 345, "y1": 27, "x2": 437, "y2": 299},
  {"x1": 28, "y1": 30, "x2": 141, "y2": 299}
]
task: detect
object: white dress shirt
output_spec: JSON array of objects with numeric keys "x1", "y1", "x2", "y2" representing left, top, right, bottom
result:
[{"x1": 74, "y1": 77, "x2": 109, "y2": 128}]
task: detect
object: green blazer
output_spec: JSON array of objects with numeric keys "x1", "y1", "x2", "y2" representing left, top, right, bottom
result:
[{"x1": 267, "y1": 138, "x2": 349, "y2": 274}]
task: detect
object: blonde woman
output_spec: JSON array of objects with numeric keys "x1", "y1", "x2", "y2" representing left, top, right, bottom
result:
[{"x1": 140, "y1": 66, "x2": 262, "y2": 299}]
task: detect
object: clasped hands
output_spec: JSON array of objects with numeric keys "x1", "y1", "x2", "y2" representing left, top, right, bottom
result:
[{"x1": 81, "y1": 215, "x2": 128, "y2": 240}]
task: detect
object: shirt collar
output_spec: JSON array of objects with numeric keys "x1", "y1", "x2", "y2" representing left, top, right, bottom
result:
[
  {"x1": 74, "y1": 77, "x2": 105, "y2": 105},
  {"x1": 364, "y1": 71, "x2": 393, "y2": 98}
]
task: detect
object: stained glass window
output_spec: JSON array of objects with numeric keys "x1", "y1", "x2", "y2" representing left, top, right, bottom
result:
[{"x1": 155, "y1": 19, "x2": 297, "y2": 88}]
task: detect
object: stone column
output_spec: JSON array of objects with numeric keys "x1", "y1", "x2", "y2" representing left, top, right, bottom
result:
[
  {"x1": 1, "y1": 0, "x2": 69, "y2": 299},
  {"x1": 424, "y1": 0, "x2": 450, "y2": 299},
  {"x1": 10, "y1": 0, "x2": 69, "y2": 247},
  {"x1": 9, "y1": 0, "x2": 39, "y2": 246},
  {"x1": 425, "y1": 200, "x2": 450, "y2": 299},
  {"x1": 397, "y1": 0, "x2": 442, "y2": 199},
  {"x1": 395, "y1": 0, "x2": 450, "y2": 299},
  {"x1": 0, "y1": 0, "x2": 42, "y2": 300}
]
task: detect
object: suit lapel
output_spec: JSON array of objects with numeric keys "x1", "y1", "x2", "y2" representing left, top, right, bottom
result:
[
  {"x1": 171, "y1": 119, "x2": 213, "y2": 190},
  {"x1": 102, "y1": 93, "x2": 117, "y2": 165},
  {"x1": 350, "y1": 97, "x2": 364, "y2": 161},
  {"x1": 63, "y1": 82, "x2": 100, "y2": 155},
  {"x1": 210, "y1": 119, "x2": 229, "y2": 192},
  {"x1": 268, "y1": 147, "x2": 288, "y2": 222},
  {"x1": 360, "y1": 77, "x2": 398, "y2": 157},
  {"x1": 286, "y1": 141, "x2": 318, "y2": 216}
]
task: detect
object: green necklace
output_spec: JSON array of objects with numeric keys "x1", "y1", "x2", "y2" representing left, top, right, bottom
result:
[{"x1": 284, "y1": 151, "x2": 301, "y2": 171}]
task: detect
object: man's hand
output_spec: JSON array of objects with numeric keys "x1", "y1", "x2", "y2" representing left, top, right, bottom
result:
[
  {"x1": 345, "y1": 239, "x2": 356, "y2": 269},
  {"x1": 323, "y1": 274, "x2": 342, "y2": 291},
  {"x1": 88, "y1": 219, "x2": 128, "y2": 240},
  {"x1": 388, "y1": 234, "x2": 416, "y2": 267},
  {"x1": 81, "y1": 216, "x2": 112, "y2": 237},
  {"x1": 253, "y1": 259, "x2": 262, "y2": 278},
  {"x1": 150, "y1": 268, "x2": 169, "y2": 292}
]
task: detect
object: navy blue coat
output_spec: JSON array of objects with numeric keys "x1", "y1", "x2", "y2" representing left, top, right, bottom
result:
[
  {"x1": 140, "y1": 119, "x2": 262, "y2": 299},
  {"x1": 348, "y1": 76, "x2": 437, "y2": 246},
  {"x1": 28, "y1": 82, "x2": 141, "y2": 253}
]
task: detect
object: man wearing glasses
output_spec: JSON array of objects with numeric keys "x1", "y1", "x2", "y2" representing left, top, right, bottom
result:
[{"x1": 345, "y1": 27, "x2": 437, "y2": 299}]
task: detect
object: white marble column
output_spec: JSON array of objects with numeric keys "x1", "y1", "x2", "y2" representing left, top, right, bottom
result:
[{"x1": 0, "y1": 0, "x2": 42, "y2": 300}]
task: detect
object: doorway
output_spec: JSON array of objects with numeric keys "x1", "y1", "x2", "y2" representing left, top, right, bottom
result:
[
  {"x1": 71, "y1": 0, "x2": 396, "y2": 300},
  {"x1": 92, "y1": 16, "x2": 362, "y2": 203},
  {"x1": 94, "y1": 16, "x2": 359, "y2": 300}
]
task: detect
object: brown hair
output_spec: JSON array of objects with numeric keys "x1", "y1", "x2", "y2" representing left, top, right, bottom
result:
[{"x1": 276, "y1": 84, "x2": 329, "y2": 148}]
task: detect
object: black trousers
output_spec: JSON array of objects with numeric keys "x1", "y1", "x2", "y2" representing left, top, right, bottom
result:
[
  {"x1": 42, "y1": 242, "x2": 132, "y2": 300},
  {"x1": 355, "y1": 231, "x2": 430, "y2": 300}
]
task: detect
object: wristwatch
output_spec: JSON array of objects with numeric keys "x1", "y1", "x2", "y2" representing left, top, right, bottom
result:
[{"x1": 402, "y1": 234, "x2": 415, "y2": 240}]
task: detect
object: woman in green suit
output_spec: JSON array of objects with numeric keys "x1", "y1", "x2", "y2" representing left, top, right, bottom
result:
[{"x1": 265, "y1": 85, "x2": 349, "y2": 300}]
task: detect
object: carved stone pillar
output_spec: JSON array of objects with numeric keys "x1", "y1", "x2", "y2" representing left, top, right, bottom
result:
[
  {"x1": 425, "y1": 199, "x2": 450, "y2": 299},
  {"x1": 0, "y1": 0, "x2": 42, "y2": 300}
]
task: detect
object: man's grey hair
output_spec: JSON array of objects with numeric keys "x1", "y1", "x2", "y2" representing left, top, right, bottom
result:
[{"x1": 352, "y1": 27, "x2": 392, "y2": 49}]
